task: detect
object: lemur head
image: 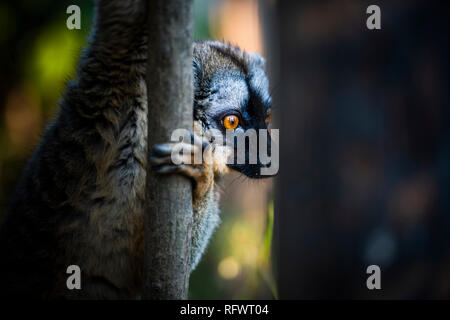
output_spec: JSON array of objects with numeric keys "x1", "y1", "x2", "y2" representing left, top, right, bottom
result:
[{"x1": 193, "y1": 41, "x2": 273, "y2": 179}]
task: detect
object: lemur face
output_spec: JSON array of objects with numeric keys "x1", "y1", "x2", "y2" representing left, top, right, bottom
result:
[{"x1": 193, "y1": 41, "x2": 273, "y2": 179}]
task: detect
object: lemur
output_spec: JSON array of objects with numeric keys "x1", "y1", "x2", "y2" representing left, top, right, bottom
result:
[{"x1": 0, "y1": 0, "x2": 272, "y2": 299}]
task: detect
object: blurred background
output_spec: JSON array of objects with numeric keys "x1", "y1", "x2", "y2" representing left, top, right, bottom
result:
[
  {"x1": 0, "y1": 0, "x2": 448, "y2": 299},
  {"x1": 276, "y1": 0, "x2": 449, "y2": 299}
]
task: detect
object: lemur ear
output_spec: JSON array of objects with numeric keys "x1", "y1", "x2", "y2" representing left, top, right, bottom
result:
[
  {"x1": 192, "y1": 56, "x2": 205, "y2": 87},
  {"x1": 248, "y1": 52, "x2": 266, "y2": 69},
  {"x1": 193, "y1": 58, "x2": 201, "y2": 77}
]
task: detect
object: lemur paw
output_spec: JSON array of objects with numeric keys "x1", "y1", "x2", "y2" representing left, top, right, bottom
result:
[{"x1": 150, "y1": 132, "x2": 214, "y2": 202}]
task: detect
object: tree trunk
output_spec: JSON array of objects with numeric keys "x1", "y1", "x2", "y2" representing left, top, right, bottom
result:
[{"x1": 142, "y1": 0, "x2": 194, "y2": 300}]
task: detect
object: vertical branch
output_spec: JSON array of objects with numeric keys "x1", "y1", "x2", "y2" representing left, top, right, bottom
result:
[{"x1": 143, "y1": 0, "x2": 194, "y2": 299}]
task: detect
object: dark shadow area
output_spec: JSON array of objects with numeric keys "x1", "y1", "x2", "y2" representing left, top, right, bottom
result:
[{"x1": 276, "y1": 0, "x2": 449, "y2": 299}]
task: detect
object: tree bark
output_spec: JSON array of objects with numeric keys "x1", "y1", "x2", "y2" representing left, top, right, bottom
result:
[{"x1": 142, "y1": 0, "x2": 194, "y2": 300}]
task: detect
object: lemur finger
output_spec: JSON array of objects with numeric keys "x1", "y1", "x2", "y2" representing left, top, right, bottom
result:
[
  {"x1": 150, "y1": 143, "x2": 199, "y2": 157},
  {"x1": 150, "y1": 144, "x2": 173, "y2": 157},
  {"x1": 149, "y1": 153, "x2": 192, "y2": 166},
  {"x1": 149, "y1": 156, "x2": 171, "y2": 166},
  {"x1": 153, "y1": 164, "x2": 204, "y2": 180}
]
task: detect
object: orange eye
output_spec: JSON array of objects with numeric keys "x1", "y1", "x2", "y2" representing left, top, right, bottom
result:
[{"x1": 223, "y1": 115, "x2": 239, "y2": 130}]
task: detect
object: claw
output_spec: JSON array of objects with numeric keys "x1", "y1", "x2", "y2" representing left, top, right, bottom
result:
[{"x1": 150, "y1": 144, "x2": 173, "y2": 157}]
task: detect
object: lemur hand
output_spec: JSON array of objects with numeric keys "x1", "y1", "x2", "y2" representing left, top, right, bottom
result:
[{"x1": 149, "y1": 132, "x2": 215, "y2": 205}]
